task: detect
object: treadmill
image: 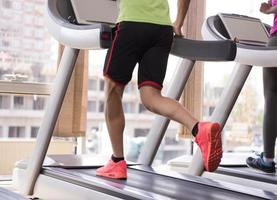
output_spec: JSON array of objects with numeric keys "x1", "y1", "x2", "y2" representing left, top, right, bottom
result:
[
  {"x1": 12, "y1": 1, "x2": 277, "y2": 199},
  {"x1": 200, "y1": 13, "x2": 277, "y2": 192},
  {"x1": 166, "y1": 14, "x2": 277, "y2": 193}
]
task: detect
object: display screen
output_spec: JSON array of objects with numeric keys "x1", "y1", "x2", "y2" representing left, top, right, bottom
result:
[
  {"x1": 70, "y1": 0, "x2": 119, "y2": 25},
  {"x1": 219, "y1": 13, "x2": 269, "y2": 45}
]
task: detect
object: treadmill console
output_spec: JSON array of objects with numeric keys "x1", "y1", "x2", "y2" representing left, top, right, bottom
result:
[
  {"x1": 70, "y1": 0, "x2": 119, "y2": 25},
  {"x1": 218, "y1": 13, "x2": 270, "y2": 46}
]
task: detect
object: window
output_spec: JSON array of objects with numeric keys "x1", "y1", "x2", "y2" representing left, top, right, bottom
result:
[
  {"x1": 0, "y1": 0, "x2": 69, "y2": 176},
  {"x1": 98, "y1": 101, "x2": 105, "y2": 112},
  {"x1": 31, "y1": 126, "x2": 39, "y2": 138},
  {"x1": 2, "y1": 40, "x2": 10, "y2": 47},
  {"x1": 88, "y1": 100, "x2": 97, "y2": 112},
  {"x1": 8, "y1": 126, "x2": 25, "y2": 138},
  {"x1": 2, "y1": 0, "x2": 12, "y2": 9},
  {"x1": 1, "y1": 9, "x2": 13, "y2": 18},
  {"x1": 123, "y1": 102, "x2": 136, "y2": 113},
  {"x1": 139, "y1": 103, "x2": 147, "y2": 113},
  {"x1": 88, "y1": 78, "x2": 97, "y2": 91},
  {"x1": 13, "y1": 96, "x2": 24, "y2": 109},
  {"x1": 34, "y1": 18, "x2": 44, "y2": 26},
  {"x1": 99, "y1": 79, "x2": 105, "y2": 91},
  {"x1": 35, "y1": 42, "x2": 44, "y2": 50},
  {"x1": 33, "y1": 97, "x2": 45, "y2": 110},
  {"x1": 34, "y1": 30, "x2": 44, "y2": 38},
  {"x1": 87, "y1": 127, "x2": 100, "y2": 153},
  {"x1": 24, "y1": 3, "x2": 33, "y2": 13},
  {"x1": 0, "y1": 95, "x2": 10, "y2": 109},
  {"x1": 134, "y1": 128, "x2": 149, "y2": 137},
  {"x1": 13, "y1": 2, "x2": 22, "y2": 10},
  {"x1": 24, "y1": 28, "x2": 33, "y2": 37},
  {"x1": 209, "y1": 106, "x2": 215, "y2": 116},
  {"x1": 12, "y1": 39, "x2": 21, "y2": 48}
]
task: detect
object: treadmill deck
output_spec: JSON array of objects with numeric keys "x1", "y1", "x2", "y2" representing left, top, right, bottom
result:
[{"x1": 42, "y1": 165, "x2": 274, "y2": 200}]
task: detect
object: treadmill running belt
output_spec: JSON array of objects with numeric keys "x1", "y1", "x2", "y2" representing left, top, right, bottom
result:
[
  {"x1": 216, "y1": 166, "x2": 277, "y2": 185},
  {"x1": 43, "y1": 167, "x2": 268, "y2": 200}
]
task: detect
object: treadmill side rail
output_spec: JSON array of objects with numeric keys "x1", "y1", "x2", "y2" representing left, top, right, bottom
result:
[
  {"x1": 22, "y1": 47, "x2": 80, "y2": 195},
  {"x1": 171, "y1": 37, "x2": 237, "y2": 61}
]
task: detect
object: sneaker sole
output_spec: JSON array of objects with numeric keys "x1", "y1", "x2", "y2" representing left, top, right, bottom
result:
[
  {"x1": 96, "y1": 172, "x2": 127, "y2": 180},
  {"x1": 206, "y1": 123, "x2": 222, "y2": 172},
  {"x1": 246, "y1": 163, "x2": 276, "y2": 175}
]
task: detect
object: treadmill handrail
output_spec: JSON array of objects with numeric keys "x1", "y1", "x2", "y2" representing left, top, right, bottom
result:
[{"x1": 171, "y1": 36, "x2": 237, "y2": 61}]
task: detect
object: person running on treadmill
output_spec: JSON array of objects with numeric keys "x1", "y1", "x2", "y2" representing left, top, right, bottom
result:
[
  {"x1": 96, "y1": 0, "x2": 223, "y2": 179},
  {"x1": 246, "y1": 0, "x2": 277, "y2": 174}
]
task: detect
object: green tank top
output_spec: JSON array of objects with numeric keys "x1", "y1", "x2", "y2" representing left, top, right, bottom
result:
[{"x1": 117, "y1": 0, "x2": 172, "y2": 26}]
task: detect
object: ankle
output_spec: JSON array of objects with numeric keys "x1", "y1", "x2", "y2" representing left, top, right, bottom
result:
[
  {"x1": 191, "y1": 122, "x2": 199, "y2": 137},
  {"x1": 111, "y1": 154, "x2": 125, "y2": 163},
  {"x1": 263, "y1": 156, "x2": 274, "y2": 164}
]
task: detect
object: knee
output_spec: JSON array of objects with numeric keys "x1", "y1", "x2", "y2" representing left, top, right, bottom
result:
[
  {"x1": 105, "y1": 78, "x2": 123, "y2": 100},
  {"x1": 141, "y1": 99, "x2": 156, "y2": 112},
  {"x1": 105, "y1": 78, "x2": 116, "y2": 91}
]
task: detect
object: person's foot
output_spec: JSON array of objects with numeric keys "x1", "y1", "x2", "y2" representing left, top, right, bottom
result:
[
  {"x1": 96, "y1": 159, "x2": 127, "y2": 179},
  {"x1": 246, "y1": 153, "x2": 276, "y2": 174},
  {"x1": 195, "y1": 122, "x2": 222, "y2": 172}
]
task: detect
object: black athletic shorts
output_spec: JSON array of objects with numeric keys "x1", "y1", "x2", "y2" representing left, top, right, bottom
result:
[{"x1": 103, "y1": 21, "x2": 173, "y2": 90}]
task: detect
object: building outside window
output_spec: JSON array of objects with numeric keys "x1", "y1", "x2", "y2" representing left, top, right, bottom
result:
[
  {"x1": 99, "y1": 79, "x2": 105, "y2": 91},
  {"x1": 88, "y1": 100, "x2": 97, "y2": 112},
  {"x1": 31, "y1": 126, "x2": 39, "y2": 138},
  {"x1": 134, "y1": 128, "x2": 149, "y2": 137},
  {"x1": 88, "y1": 78, "x2": 97, "y2": 91},
  {"x1": 0, "y1": 95, "x2": 10, "y2": 109},
  {"x1": 138, "y1": 103, "x2": 147, "y2": 114},
  {"x1": 98, "y1": 101, "x2": 104, "y2": 112},
  {"x1": 2, "y1": 0, "x2": 12, "y2": 9},
  {"x1": 8, "y1": 126, "x2": 25, "y2": 138},
  {"x1": 33, "y1": 97, "x2": 45, "y2": 110},
  {"x1": 13, "y1": 96, "x2": 24, "y2": 109},
  {"x1": 123, "y1": 102, "x2": 136, "y2": 113},
  {"x1": 0, "y1": 0, "x2": 69, "y2": 176}
]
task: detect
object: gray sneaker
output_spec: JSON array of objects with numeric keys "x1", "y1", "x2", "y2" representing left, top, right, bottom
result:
[{"x1": 246, "y1": 153, "x2": 276, "y2": 174}]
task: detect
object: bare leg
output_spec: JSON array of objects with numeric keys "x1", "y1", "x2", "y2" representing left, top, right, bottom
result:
[
  {"x1": 140, "y1": 86, "x2": 198, "y2": 132},
  {"x1": 104, "y1": 78, "x2": 125, "y2": 157}
]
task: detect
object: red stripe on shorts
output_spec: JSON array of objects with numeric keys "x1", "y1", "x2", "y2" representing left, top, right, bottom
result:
[{"x1": 104, "y1": 24, "x2": 121, "y2": 75}]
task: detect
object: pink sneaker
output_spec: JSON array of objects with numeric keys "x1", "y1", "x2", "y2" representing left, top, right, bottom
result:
[
  {"x1": 96, "y1": 160, "x2": 127, "y2": 179},
  {"x1": 195, "y1": 122, "x2": 222, "y2": 172}
]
